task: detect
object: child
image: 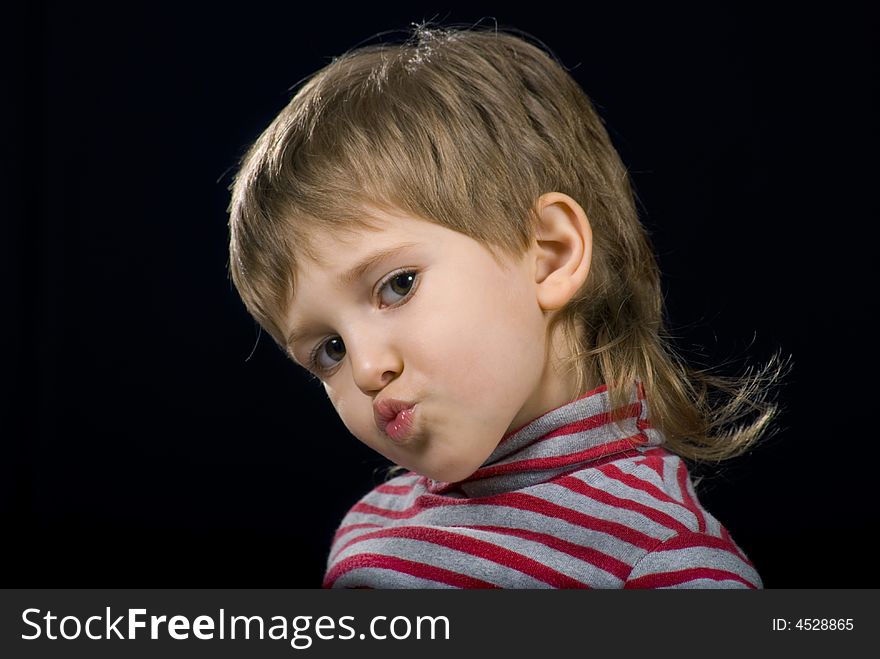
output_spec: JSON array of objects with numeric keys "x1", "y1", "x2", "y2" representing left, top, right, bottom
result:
[{"x1": 227, "y1": 24, "x2": 785, "y2": 588}]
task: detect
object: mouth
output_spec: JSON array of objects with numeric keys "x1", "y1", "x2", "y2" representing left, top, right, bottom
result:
[{"x1": 374, "y1": 399, "x2": 419, "y2": 444}]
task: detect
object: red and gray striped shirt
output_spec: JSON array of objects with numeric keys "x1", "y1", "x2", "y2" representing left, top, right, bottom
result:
[{"x1": 324, "y1": 383, "x2": 762, "y2": 588}]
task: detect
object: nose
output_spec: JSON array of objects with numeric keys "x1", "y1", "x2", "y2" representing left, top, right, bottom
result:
[{"x1": 347, "y1": 331, "x2": 403, "y2": 396}]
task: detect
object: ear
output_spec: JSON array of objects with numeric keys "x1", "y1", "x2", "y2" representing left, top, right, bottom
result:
[{"x1": 532, "y1": 192, "x2": 593, "y2": 311}]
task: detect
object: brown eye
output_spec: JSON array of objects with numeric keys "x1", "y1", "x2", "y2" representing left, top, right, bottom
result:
[
  {"x1": 379, "y1": 270, "x2": 418, "y2": 306},
  {"x1": 390, "y1": 272, "x2": 415, "y2": 296},
  {"x1": 314, "y1": 337, "x2": 346, "y2": 371}
]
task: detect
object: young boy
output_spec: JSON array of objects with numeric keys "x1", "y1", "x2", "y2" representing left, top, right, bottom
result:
[{"x1": 227, "y1": 25, "x2": 782, "y2": 588}]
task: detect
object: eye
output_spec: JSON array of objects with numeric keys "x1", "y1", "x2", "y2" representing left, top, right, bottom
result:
[
  {"x1": 378, "y1": 269, "x2": 419, "y2": 306},
  {"x1": 310, "y1": 336, "x2": 346, "y2": 373}
]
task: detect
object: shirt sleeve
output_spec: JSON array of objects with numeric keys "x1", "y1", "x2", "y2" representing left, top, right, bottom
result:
[{"x1": 624, "y1": 529, "x2": 763, "y2": 589}]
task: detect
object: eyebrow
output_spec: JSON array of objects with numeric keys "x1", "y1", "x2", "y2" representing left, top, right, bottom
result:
[
  {"x1": 336, "y1": 241, "x2": 419, "y2": 288},
  {"x1": 285, "y1": 241, "x2": 420, "y2": 351}
]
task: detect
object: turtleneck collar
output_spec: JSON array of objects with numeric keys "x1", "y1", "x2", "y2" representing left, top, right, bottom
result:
[{"x1": 426, "y1": 382, "x2": 665, "y2": 498}]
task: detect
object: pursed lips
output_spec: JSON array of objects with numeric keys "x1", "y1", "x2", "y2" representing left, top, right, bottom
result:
[{"x1": 373, "y1": 397, "x2": 417, "y2": 434}]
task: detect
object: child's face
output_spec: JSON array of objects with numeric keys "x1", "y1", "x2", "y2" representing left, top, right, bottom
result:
[{"x1": 284, "y1": 208, "x2": 578, "y2": 483}]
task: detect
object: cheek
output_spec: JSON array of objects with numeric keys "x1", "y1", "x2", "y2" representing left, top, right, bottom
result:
[
  {"x1": 324, "y1": 383, "x2": 373, "y2": 442},
  {"x1": 417, "y1": 267, "x2": 546, "y2": 397}
]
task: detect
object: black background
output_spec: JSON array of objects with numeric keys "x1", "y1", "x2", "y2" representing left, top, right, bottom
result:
[{"x1": 5, "y1": 3, "x2": 877, "y2": 587}]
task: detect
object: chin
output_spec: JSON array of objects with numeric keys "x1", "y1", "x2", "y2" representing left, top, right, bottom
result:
[{"x1": 420, "y1": 461, "x2": 480, "y2": 484}]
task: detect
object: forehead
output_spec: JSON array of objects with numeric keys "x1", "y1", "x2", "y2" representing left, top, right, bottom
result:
[
  {"x1": 294, "y1": 208, "x2": 437, "y2": 273},
  {"x1": 289, "y1": 206, "x2": 524, "y2": 304}
]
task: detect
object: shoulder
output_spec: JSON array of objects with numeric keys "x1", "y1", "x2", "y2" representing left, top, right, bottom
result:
[
  {"x1": 560, "y1": 448, "x2": 763, "y2": 588},
  {"x1": 625, "y1": 528, "x2": 763, "y2": 588},
  {"x1": 336, "y1": 471, "x2": 425, "y2": 527},
  {"x1": 616, "y1": 450, "x2": 763, "y2": 588},
  {"x1": 567, "y1": 448, "x2": 730, "y2": 537},
  {"x1": 326, "y1": 471, "x2": 426, "y2": 572}
]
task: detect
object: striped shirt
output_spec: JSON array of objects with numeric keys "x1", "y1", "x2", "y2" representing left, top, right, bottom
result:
[{"x1": 324, "y1": 383, "x2": 762, "y2": 588}]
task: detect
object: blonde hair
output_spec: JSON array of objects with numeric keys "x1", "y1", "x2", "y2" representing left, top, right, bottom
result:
[{"x1": 228, "y1": 24, "x2": 789, "y2": 463}]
